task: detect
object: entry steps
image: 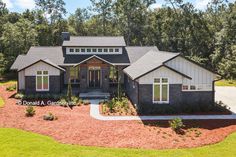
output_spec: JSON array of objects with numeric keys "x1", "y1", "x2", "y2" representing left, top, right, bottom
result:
[{"x1": 79, "y1": 91, "x2": 110, "y2": 99}]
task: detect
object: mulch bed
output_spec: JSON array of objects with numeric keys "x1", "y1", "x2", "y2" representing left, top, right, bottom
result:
[{"x1": 0, "y1": 85, "x2": 236, "y2": 150}]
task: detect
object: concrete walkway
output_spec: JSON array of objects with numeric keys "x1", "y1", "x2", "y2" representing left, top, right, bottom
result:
[
  {"x1": 215, "y1": 86, "x2": 236, "y2": 113},
  {"x1": 90, "y1": 100, "x2": 236, "y2": 121}
]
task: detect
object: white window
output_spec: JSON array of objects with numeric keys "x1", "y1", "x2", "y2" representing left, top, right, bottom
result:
[
  {"x1": 109, "y1": 48, "x2": 113, "y2": 52},
  {"x1": 115, "y1": 48, "x2": 119, "y2": 52},
  {"x1": 182, "y1": 85, "x2": 189, "y2": 90},
  {"x1": 75, "y1": 48, "x2": 80, "y2": 52},
  {"x1": 69, "y1": 48, "x2": 74, "y2": 52},
  {"x1": 81, "y1": 48, "x2": 85, "y2": 52},
  {"x1": 92, "y1": 48, "x2": 97, "y2": 52},
  {"x1": 104, "y1": 48, "x2": 108, "y2": 52},
  {"x1": 36, "y1": 71, "x2": 49, "y2": 91},
  {"x1": 182, "y1": 84, "x2": 212, "y2": 91},
  {"x1": 98, "y1": 48, "x2": 102, "y2": 52},
  {"x1": 153, "y1": 78, "x2": 169, "y2": 103},
  {"x1": 87, "y1": 48, "x2": 91, "y2": 52}
]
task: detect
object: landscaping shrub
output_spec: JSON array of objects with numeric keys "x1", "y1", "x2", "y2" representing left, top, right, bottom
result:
[
  {"x1": 83, "y1": 100, "x2": 91, "y2": 105},
  {"x1": 25, "y1": 106, "x2": 35, "y2": 117},
  {"x1": 43, "y1": 112, "x2": 57, "y2": 121},
  {"x1": 6, "y1": 84, "x2": 16, "y2": 91},
  {"x1": 78, "y1": 99, "x2": 84, "y2": 106},
  {"x1": 14, "y1": 93, "x2": 24, "y2": 99},
  {"x1": 169, "y1": 118, "x2": 185, "y2": 133},
  {"x1": 59, "y1": 98, "x2": 68, "y2": 107}
]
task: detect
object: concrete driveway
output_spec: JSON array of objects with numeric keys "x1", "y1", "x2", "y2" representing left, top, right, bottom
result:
[{"x1": 215, "y1": 86, "x2": 236, "y2": 113}]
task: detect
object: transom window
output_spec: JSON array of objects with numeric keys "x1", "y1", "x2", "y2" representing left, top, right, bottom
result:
[
  {"x1": 104, "y1": 48, "x2": 108, "y2": 52},
  {"x1": 69, "y1": 48, "x2": 74, "y2": 52},
  {"x1": 81, "y1": 48, "x2": 85, "y2": 52},
  {"x1": 115, "y1": 48, "x2": 119, "y2": 52},
  {"x1": 69, "y1": 66, "x2": 79, "y2": 84},
  {"x1": 109, "y1": 48, "x2": 113, "y2": 52},
  {"x1": 92, "y1": 48, "x2": 97, "y2": 52},
  {"x1": 36, "y1": 71, "x2": 49, "y2": 91},
  {"x1": 75, "y1": 48, "x2": 80, "y2": 52},
  {"x1": 67, "y1": 47, "x2": 122, "y2": 54},
  {"x1": 87, "y1": 48, "x2": 91, "y2": 52},
  {"x1": 182, "y1": 84, "x2": 212, "y2": 91},
  {"x1": 153, "y1": 78, "x2": 169, "y2": 103}
]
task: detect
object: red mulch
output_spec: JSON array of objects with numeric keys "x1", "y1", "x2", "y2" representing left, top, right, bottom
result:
[{"x1": 0, "y1": 85, "x2": 236, "y2": 149}]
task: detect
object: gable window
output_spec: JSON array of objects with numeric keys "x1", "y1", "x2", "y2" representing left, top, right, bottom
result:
[
  {"x1": 87, "y1": 48, "x2": 91, "y2": 52},
  {"x1": 92, "y1": 48, "x2": 97, "y2": 52},
  {"x1": 153, "y1": 78, "x2": 169, "y2": 103},
  {"x1": 69, "y1": 66, "x2": 79, "y2": 84},
  {"x1": 104, "y1": 48, "x2": 108, "y2": 52},
  {"x1": 115, "y1": 48, "x2": 119, "y2": 52},
  {"x1": 75, "y1": 48, "x2": 80, "y2": 52},
  {"x1": 69, "y1": 48, "x2": 74, "y2": 53},
  {"x1": 81, "y1": 48, "x2": 85, "y2": 52},
  {"x1": 109, "y1": 48, "x2": 113, "y2": 52},
  {"x1": 36, "y1": 71, "x2": 49, "y2": 91}
]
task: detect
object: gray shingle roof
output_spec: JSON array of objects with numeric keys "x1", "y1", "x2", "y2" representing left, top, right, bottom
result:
[
  {"x1": 62, "y1": 36, "x2": 126, "y2": 47},
  {"x1": 125, "y1": 46, "x2": 158, "y2": 63},
  {"x1": 123, "y1": 50, "x2": 180, "y2": 80}
]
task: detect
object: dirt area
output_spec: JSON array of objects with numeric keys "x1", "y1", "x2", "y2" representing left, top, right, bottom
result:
[{"x1": 0, "y1": 85, "x2": 236, "y2": 150}]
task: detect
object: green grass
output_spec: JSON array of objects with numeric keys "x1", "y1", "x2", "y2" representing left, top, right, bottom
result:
[
  {"x1": 0, "y1": 97, "x2": 4, "y2": 107},
  {"x1": 215, "y1": 79, "x2": 236, "y2": 86},
  {"x1": 0, "y1": 128, "x2": 236, "y2": 157}
]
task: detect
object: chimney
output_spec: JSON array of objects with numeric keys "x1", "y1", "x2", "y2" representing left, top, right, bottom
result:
[{"x1": 62, "y1": 32, "x2": 70, "y2": 41}]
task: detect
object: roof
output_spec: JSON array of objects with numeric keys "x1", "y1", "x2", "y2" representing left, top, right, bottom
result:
[
  {"x1": 18, "y1": 59, "x2": 65, "y2": 72},
  {"x1": 123, "y1": 50, "x2": 180, "y2": 80},
  {"x1": 62, "y1": 36, "x2": 126, "y2": 47},
  {"x1": 74, "y1": 55, "x2": 114, "y2": 66},
  {"x1": 11, "y1": 47, "x2": 65, "y2": 70},
  {"x1": 125, "y1": 46, "x2": 158, "y2": 63}
]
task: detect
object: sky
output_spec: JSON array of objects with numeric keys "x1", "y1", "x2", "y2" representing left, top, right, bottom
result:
[{"x1": 2, "y1": 0, "x2": 235, "y2": 17}]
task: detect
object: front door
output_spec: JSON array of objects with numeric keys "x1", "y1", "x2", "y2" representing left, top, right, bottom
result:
[{"x1": 89, "y1": 68, "x2": 100, "y2": 88}]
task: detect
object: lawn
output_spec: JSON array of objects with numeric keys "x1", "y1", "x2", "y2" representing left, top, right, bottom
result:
[
  {"x1": 0, "y1": 97, "x2": 4, "y2": 107},
  {"x1": 0, "y1": 128, "x2": 235, "y2": 157},
  {"x1": 215, "y1": 79, "x2": 236, "y2": 86}
]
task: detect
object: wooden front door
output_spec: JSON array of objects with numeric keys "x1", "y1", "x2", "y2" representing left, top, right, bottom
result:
[{"x1": 89, "y1": 69, "x2": 100, "y2": 88}]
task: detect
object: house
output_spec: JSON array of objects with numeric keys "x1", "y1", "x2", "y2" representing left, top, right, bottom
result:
[{"x1": 11, "y1": 32, "x2": 219, "y2": 113}]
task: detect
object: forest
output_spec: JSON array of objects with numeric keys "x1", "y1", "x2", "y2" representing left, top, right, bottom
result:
[{"x1": 0, "y1": 0, "x2": 235, "y2": 79}]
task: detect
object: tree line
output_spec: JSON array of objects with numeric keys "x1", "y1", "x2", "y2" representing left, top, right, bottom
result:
[{"x1": 0, "y1": 0, "x2": 235, "y2": 79}]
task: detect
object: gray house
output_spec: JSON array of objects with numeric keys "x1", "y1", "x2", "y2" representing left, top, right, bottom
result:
[{"x1": 11, "y1": 32, "x2": 219, "y2": 113}]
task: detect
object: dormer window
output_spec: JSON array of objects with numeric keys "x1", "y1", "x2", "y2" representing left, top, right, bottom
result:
[
  {"x1": 98, "y1": 48, "x2": 102, "y2": 52},
  {"x1": 69, "y1": 48, "x2": 74, "y2": 52},
  {"x1": 87, "y1": 48, "x2": 91, "y2": 52},
  {"x1": 115, "y1": 48, "x2": 119, "y2": 52},
  {"x1": 104, "y1": 48, "x2": 108, "y2": 52},
  {"x1": 109, "y1": 49, "x2": 113, "y2": 52},
  {"x1": 81, "y1": 48, "x2": 85, "y2": 52},
  {"x1": 92, "y1": 48, "x2": 97, "y2": 52},
  {"x1": 75, "y1": 48, "x2": 80, "y2": 52}
]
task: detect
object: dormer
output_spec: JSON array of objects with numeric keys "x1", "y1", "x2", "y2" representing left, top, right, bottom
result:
[{"x1": 62, "y1": 32, "x2": 126, "y2": 55}]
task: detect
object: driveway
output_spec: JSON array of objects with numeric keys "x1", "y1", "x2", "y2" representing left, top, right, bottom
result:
[{"x1": 215, "y1": 86, "x2": 236, "y2": 113}]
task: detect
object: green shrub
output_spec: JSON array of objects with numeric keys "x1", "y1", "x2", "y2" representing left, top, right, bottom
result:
[
  {"x1": 43, "y1": 112, "x2": 57, "y2": 121},
  {"x1": 78, "y1": 99, "x2": 84, "y2": 106},
  {"x1": 169, "y1": 118, "x2": 185, "y2": 133},
  {"x1": 59, "y1": 98, "x2": 68, "y2": 107},
  {"x1": 6, "y1": 84, "x2": 16, "y2": 91},
  {"x1": 14, "y1": 93, "x2": 24, "y2": 99},
  {"x1": 25, "y1": 106, "x2": 35, "y2": 117},
  {"x1": 83, "y1": 100, "x2": 90, "y2": 105}
]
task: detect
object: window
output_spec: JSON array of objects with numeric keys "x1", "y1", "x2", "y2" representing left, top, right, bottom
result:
[
  {"x1": 153, "y1": 78, "x2": 169, "y2": 103},
  {"x1": 109, "y1": 48, "x2": 113, "y2": 52},
  {"x1": 86, "y1": 48, "x2": 91, "y2": 52},
  {"x1": 69, "y1": 66, "x2": 79, "y2": 84},
  {"x1": 75, "y1": 49, "x2": 80, "y2": 52},
  {"x1": 81, "y1": 48, "x2": 85, "y2": 52},
  {"x1": 36, "y1": 71, "x2": 49, "y2": 91},
  {"x1": 92, "y1": 48, "x2": 97, "y2": 52},
  {"x1": 69, "y1": 48, "x2": 74, "y2": 53},
  {"x1": 104, "y1": 48, "x2": 108, "y2": 52},
  {"x1": 109, "y1": 66, "x2": 118, "y2": 87},
  {"x1": 182, "y1": 85, "x2": 188, "y2": 90},
  {"x1": 115, "y1": 48, "x2": 119, "y2": 52},
  {"x1": 98, "y1": 48, "x2": 102, "y2": 52},
  {"x1": 190, "y1": 85, "x2": 196, "y2": 90}
]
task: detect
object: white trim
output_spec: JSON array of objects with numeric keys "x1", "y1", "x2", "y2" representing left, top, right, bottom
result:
[
  {"x1": 36, "y1": 71, "x2": 49, "y2": 92},
  {"x1": 74, "y1": 55, "x2": 114, "y2": 66},
  {"x1": 153, "y1": 77, "x2": 169, "y2": 104}
]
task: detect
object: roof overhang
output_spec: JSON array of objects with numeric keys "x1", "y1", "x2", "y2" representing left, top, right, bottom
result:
[
  {"x1": 73, "y1": 55, "x2": 114, "y2": 67},
  {"x1": 18, "y1": 59, "x2": 65, "y2": 72}
]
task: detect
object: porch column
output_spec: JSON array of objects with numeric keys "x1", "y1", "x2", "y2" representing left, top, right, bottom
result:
[{"x1": 80, "y1": 66, "x2": 87, "y2": 92}]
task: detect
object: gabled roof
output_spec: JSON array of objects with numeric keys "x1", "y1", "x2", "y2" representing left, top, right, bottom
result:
[
  {"x1": 74, "y1": 55, "x2": 114, "y2": 66},
  {"x1": 62, "y1": 36, "x2": 126, "y2": 47},
  {"x1": 123, "y1": 50, "x2": 181, "y2": 80},
  {"x1": 18, "y1": 58, "x2": 65, "y2": 72},
  {"x1": 125, "y1": 46, "x2": 158, "y2": 64}
]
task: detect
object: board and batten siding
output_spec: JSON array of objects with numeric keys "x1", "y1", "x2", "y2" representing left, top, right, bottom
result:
[
  {"x1": 24, "y1": 61, "x2": 60, "y2": 76},
  {"x1": 137, "y1": 66, "x2": 184, "y2": 84},
  {"x1": 18, "y1": 70, "x2": 25, "y2": 90},
  {"x1": 165, "y1": 56, "x2": 216, "y2": 85}
]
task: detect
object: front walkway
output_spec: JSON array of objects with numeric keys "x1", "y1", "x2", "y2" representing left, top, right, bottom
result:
[{"x1": 90, "y1": 100, "x2": 236, "y2": 120}]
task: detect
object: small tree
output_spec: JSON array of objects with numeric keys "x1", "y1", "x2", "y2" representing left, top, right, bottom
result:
[{"x1": 67, "y1": 78, "x2": 72, "y2": 102}]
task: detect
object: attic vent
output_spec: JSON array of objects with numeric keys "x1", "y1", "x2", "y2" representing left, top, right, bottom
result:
[{"x1": 62, "y1": 32, "x2": 70, "y2": 41}]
